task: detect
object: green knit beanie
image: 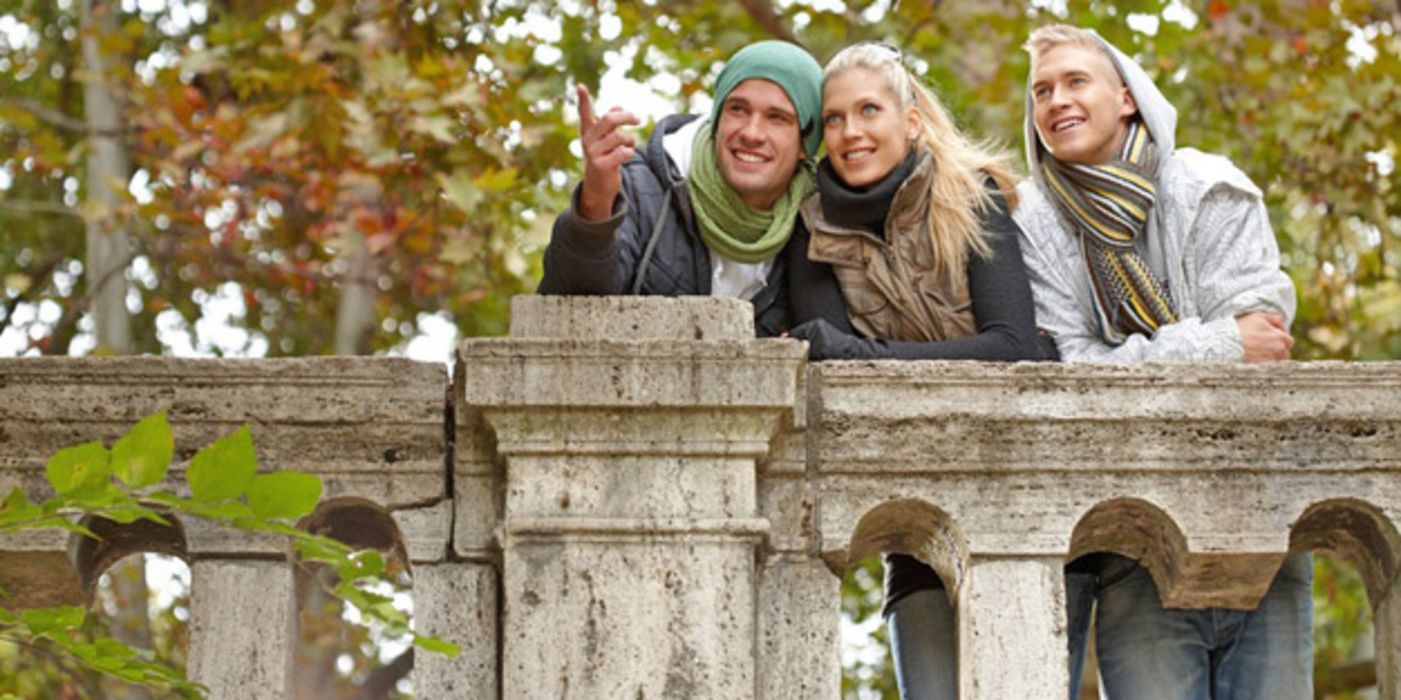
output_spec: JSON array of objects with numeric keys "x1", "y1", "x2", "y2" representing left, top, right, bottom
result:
[{"x1": 709, "y1": 40, "x2": 824, "y2": 158}]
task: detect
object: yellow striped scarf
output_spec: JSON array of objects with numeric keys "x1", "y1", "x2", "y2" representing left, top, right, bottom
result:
[{"x1": 1041, "y1": 121, "x2": 1178, "y2": 344}]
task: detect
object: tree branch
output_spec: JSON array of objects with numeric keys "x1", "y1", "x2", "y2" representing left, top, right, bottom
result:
[
  {"x1": 0, "y1": 98, "x2": 130, "y2": 136},
  {"x1": 0, "y1": 199, "x2": 81, "y2": 217},
  {"x1": 0, "y1": 98, "x2": 86, "y2": 132},
  {"x1": 0, "y1": 255, "x2": 64, "y2": 336},
  {"x1": 736, "y1": 0, "x2": 800, "y2": 45}
]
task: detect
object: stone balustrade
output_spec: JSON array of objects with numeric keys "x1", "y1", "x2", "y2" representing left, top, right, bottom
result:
[{"x1": 1, "y1": 295, "x2": 1397, "y2": 699}]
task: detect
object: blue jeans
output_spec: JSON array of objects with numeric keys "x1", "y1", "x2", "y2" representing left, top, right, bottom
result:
[
  {"x1": 887, "y1": 588, "x2": 957, "y2": 700},
  {"x1": 890, "y1": 577, "x2": 1100, "y2": 700},
  {"x1": 1094, "y1": 552, "x2": 1314, "y2": 700}
]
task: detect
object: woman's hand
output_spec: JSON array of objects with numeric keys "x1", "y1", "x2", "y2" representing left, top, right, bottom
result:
[{"x1": 788, "y1": 319, "x2": 893, "y2": 361}]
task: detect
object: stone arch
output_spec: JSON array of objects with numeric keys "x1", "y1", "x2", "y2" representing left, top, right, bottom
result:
[
  {"x1": 1290, "y1": 498, "x2": 1401, "y2": 605},
  {"x1": 291, "y1": 496, "x2": 417, "y2": 697},
  {"x1": 844, "y1": 498, "x2": 969, "y2": 598},
  {"x1": 70, "y1": 512, "x2": 190, "y2": 602},
  {"x1": 1068, "y1": 497, "x2": 1189, "y2": 592},
  {"x1": 296, "y1": 496, "x2": 409, "y2": 562}
]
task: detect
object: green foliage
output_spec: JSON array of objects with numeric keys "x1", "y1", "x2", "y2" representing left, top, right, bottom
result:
[
  {"x1": 111, "y1": 410, "x2": 174, "y2": 488},
  {"x1": 1313, "y1": 555, "x2": 1374, "y2": 697},
  {"x1": 0, "y1": 411, "x2": 459, "y2": 698},
  {"x1": 841, "y1": 557, "x2": 897, "y2": 699},
  {"x1": 185, "y1": 425, "x2": 257, "y2": 503}
]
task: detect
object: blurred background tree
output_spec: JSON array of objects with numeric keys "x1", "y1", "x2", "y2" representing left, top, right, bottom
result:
[{"x1": 1, "y1": 0, "x2": 1394, "y2": 697}]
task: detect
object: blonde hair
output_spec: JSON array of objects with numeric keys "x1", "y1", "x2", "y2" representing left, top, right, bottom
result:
[
  {"x1": 823, "y1": 43, "x2": 1019, "y2": 287},
  {"x1": 1023, "y1": 24, "x2": 1124, "y2": 86}
]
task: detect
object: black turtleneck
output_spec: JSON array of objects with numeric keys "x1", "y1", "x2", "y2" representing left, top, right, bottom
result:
[{"x1": 815, "y1": 149, "x2": 918, "y2": 237}]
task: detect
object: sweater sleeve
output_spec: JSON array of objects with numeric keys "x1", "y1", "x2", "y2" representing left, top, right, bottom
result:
[{"x1": 538, "y1": 164, "x2": 649, "y2": 296}]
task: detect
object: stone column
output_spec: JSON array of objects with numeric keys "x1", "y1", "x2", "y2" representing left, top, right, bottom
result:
[
  {"x1": 757, "y1": 553, "x2": 841, "y2": 699},
  {"x1": 958, "y1": 557, "x2": 1069, "y2": 700},
  {"x1": 459, "y1": 297, "x2": 805, "y2": 700},
  {"x1": 411, "y1": 562, "x2": 498, "y2": 699},
  {"x1": 187, "y1": 560, "x2": 295, "y2": 699}
]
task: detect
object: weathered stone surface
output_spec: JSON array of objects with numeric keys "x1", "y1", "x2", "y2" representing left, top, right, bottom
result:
[
  {"x1": 392, "y1": 499, "x2": 452, "y2": 563},
  {"x1": 812, "y1": 361, "x2": 1401, "y2": 609},
  {"x1": 5, "y1": 297, "x2": 1401, "y2": 700},
  {"x1": 472, "y1": 296, "x2": 805, "y2": 699},
  {"x1": 757, "y1": 554, "x2": 840, "y2": 700},
  {"x1": 412, "y1": 562, "x2": 498, "y2": 699},
  {"x1": 0, "y1": 551, "x2": 82, "y2": 609},
  {"x1": 502, "y1": 538, "x2": 757, "y2": 700},
  {"x1": 0, "y1": 357, "x2": 448, "y2": 556},
  {"x1": 959, "y1": 557, "x2": 1068, "y2": 700},
  {"x1": 509, "y1": 294, "x2": 754, "y2": 340},
  {"x1": 461, "y1": 338, "x2": 807, "y2": 415},
  {"x1": 187, "y1": 560, "x2": 294, "y2": 700}
]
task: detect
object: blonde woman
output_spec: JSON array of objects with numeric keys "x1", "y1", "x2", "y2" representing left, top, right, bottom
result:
[{"x1": 786, "y1": 43, "x2": 1054, "y2": 698}]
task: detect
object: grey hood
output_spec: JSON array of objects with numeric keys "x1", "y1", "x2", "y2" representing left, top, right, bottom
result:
[{"x1": 1023, "y1": 29, "x2": 1177, "y2": 180}]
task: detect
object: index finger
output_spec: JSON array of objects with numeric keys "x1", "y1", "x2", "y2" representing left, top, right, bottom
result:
[{"x1": 576, "y1": 84, "x2": 596, "y2": 132}]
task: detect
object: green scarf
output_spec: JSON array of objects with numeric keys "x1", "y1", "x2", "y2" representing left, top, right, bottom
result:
[{"x1": 688, "y1": 125, "x2": 814, "y2": 264}]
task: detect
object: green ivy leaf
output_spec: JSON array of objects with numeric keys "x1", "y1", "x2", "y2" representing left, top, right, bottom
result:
[
  {"x1": 246, "y1": 471, "x2": 323, "y2": 521},
  {"x1": 101, "y1": 504, "x2": 170, "y2": 526},
  {"x1": 20, "y1": 605, "x2": 86, "y2": 638},
  {"x1": 337, "y1": 549, "x2": 385, "y2": 580},
  {"x1": 187, "y1": 424, "x2": 257, "y2": 502},
  {"x1": 44, "y1": 441, "x2": 111, "y2": 496},
  {"x1": 0, "y1": 488, "x2": 41, "y2": 530},
  {"x1": 294, "y1": 535, "x2": 353, "y2": 563},
  {"x1": 413, "y1": 633, "x2": 461, "y2": 657},
  {"x1": 111, "y1": 411, "x2": 174, "y2": 488}
]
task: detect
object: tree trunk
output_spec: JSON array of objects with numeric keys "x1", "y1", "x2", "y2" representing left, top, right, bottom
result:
[
  {"x1": 80, "y1": 0, "x2": 132, "y2": 355},
  {"x1": 334, "y1": 249, "x2": 379, "y2": 356}
]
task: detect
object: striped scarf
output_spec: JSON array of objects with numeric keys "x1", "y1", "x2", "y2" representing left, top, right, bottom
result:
[{"x1": 1041, "y1": 120, "x2": 1178, "y2": 344}]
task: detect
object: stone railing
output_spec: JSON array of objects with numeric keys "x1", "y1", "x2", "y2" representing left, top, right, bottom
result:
[{"x1": 1, "y1": 296, "x2": 1398, "y2": 699}]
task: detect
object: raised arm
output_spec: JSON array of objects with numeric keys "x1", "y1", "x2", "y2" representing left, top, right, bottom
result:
[{"x1": 538, "y1": 85, "x2": 642, "y2": 296}]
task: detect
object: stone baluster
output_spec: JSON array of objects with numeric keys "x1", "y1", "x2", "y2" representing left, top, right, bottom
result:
[{"x1": 187, "y1": 560, "x2": 296, "y2": 699}]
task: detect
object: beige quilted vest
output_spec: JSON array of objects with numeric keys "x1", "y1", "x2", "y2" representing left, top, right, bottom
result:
[{"x1": 800, "y1": 149, "x2": 975, "y2": 343}]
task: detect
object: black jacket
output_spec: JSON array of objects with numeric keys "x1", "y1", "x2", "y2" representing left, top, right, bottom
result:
[{"x1": 539, "y1": 114, "x2": 794, "y2": 336}]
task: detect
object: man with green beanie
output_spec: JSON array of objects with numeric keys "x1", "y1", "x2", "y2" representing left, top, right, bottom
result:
[{"x1": 539, "y1": 40, "x2": 823, "y2": 336}]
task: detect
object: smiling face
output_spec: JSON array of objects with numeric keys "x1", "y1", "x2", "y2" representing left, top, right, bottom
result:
[
  {"x1": 714, "y1": 79, "x2": 805, "y2": 211},
  {"x1": 1031, "y1": 44, "x2": 1137, "y2": 165},
  {"x1": 821, "y1": 67, "x2": 921, "y2": 189}
]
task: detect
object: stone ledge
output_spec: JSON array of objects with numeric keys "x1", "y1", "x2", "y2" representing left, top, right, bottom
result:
[{"x1": 510, "y1": 295, "x2": 755, "y2": 340}]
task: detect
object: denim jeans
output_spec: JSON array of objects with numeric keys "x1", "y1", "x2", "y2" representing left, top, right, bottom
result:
[
  {"x1": 1066, "y1": 570, "x2": 1098, "y2": 698},
  {"x1": 1094, "y1": 552, "x2": 1314, "y2": 700},
  {"x1": 890, "y1": 576, "x2": 1102, "y2": 700},
  {"x1": 886, "y1": 588, "x2": 957, "y2": 700}
]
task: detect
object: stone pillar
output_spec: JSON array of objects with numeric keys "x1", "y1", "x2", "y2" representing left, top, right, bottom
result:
[
  {"x1": 459, "y1": 297, "x2": 805, "y2": 699},
  {"x1": 187, "y1": 560, "x2": 295, "y2": 699},
  {"x1": 411, "y1": 562, "x2": 498, "y2": 699},
  {"x1": 958, "y1": 557, "x2": 1068, "y2": 700},
  {"x1": 1379, "y1": 570, "x2": 1400, "y2": 700},
  {"x1": 757, "y1": 553, "x2": 841, "y2": 699}
]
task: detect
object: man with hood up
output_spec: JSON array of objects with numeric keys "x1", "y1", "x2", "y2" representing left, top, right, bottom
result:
[
  {"x1": 539, "y1": 41, "x2": 823, "y2": 337},
  {"x1": 1014, "y1": 25, "x2": 1309, "y2": 699}
]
